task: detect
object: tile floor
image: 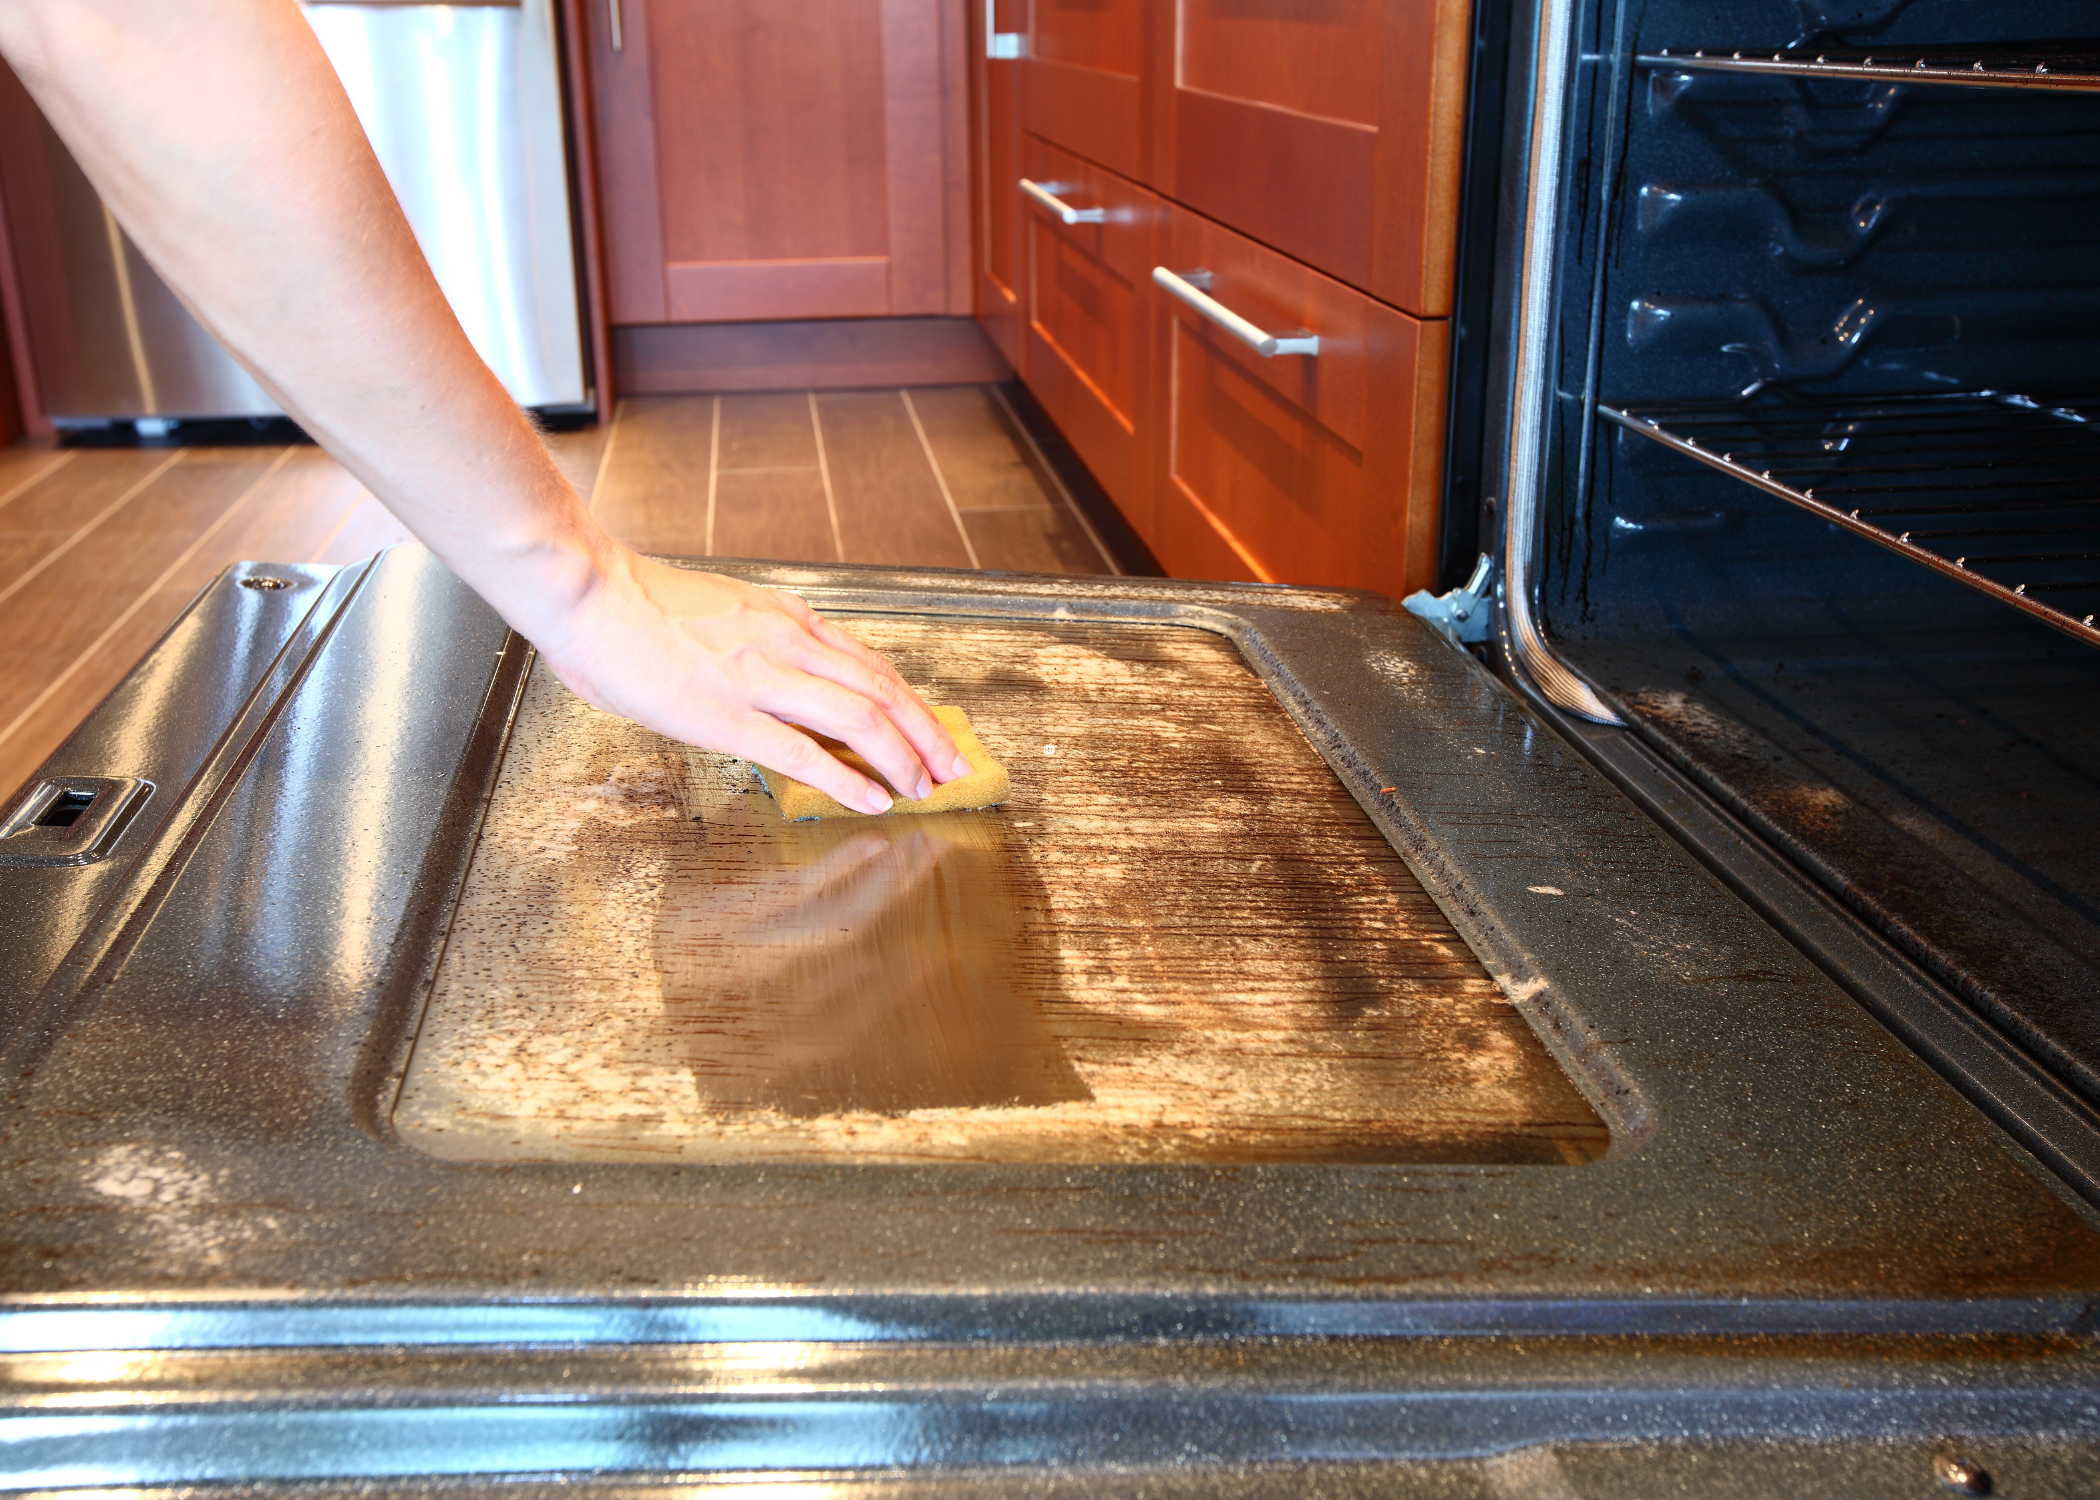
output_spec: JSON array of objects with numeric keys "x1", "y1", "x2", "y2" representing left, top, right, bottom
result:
[{"x1": 0, "y1": 384, "x2": 1120, "y2": 801}]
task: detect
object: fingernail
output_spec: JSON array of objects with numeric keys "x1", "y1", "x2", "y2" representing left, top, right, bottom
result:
[
  {"x1": 949, "y1": 751, "x2": 972, "y2": 780},
  {"x1": 915, "y1": 774, "x2": 933, "y2": 800},
  {"x1": 863, "y1": 785, "x2": 894, "y2": 815}
]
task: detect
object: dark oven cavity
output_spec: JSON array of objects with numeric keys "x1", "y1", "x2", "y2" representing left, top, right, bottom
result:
[{"x1": 1535, "y1": 2, "x2": 2100, "y2": 1107}]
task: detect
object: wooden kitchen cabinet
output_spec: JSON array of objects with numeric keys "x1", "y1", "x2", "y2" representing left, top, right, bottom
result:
[
  {"x1": 1020, "y1": 135, "x2": 1162, "y2": 525},
  {"x1": 1146, "y1": 203, "x2": 1446, "y2": 596},
  {"x1": 972, "y1": 0, "x2": 1028, "y2": 373},
  {"x1": 1151, "y1": 0, "x2": 1472, "y2": 318},
  {"x1": 1023, "y1": 0, "x2": 1147, "y2": 185},
  {"x1": 588, "y1": 0, "x2": 971, "y2": 325}
]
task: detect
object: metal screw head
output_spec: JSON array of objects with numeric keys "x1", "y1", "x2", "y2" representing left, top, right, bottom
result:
[
  {"x1": 240, "y1": 575, "x2": 295, "y2": 592},
  {"x1": 1934, "y1": 1452, "x2": 1992, "y2": 1495}
]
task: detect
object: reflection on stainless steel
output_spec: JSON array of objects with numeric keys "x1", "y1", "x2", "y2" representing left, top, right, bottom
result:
[
  {"x1": 397, "y1": 617, "x2": 1609, "y2": 1166},
  {"x1": 308, "y1": 0, "x2": 584, "y2": 409},
  {"x1": 8, "y1": 0, "x2": 583, "y2": 421},
  {"x1": 657, "y1": 794, "x2": 1088, "y2": 1115}
]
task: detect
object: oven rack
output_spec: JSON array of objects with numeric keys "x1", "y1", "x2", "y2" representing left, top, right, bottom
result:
[
  {"x1": 1599, "y1": 394, "x2": 2100, "y2": 649},
  {"x1": 1641, "y1": 46, "x2": 2100, "y2": 94}
]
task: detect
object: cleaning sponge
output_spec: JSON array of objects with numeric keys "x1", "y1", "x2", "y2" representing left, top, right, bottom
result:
[{"x1": 753, "y1": 705, "x2": 1011, "y2": 821}]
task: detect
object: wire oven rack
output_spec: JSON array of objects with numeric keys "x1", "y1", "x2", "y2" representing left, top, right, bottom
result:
[
  {"x1": 1599, "y1": 394, "x2": 2100, "y2": 649},
  {"x1": 1639, "y1": 45, "x2": 2100, "y2": 93}
]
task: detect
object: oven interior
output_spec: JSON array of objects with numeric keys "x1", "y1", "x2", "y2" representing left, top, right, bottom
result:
[{"x1": 1527, "y1": 0, "x2": 2100, "y2": 1114}]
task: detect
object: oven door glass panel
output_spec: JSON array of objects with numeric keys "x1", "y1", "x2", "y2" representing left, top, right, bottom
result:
[{"x1": 396, "y1": 616, "x2": 1608, "y2": 1166}]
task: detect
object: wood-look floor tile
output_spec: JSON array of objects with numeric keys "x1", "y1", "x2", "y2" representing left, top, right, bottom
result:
[
  {"x1": 313, "y1": 496, "x2": 415, "y2": 565},
  {"x1": 0, "y1": 449, "x2": 180, "y2": 594},
  {"x1": 963, "y1": 506, "x2": 1112, "y2": 576},
  {"x1": 203, "y1": 446, "x2": 371, "y2": 571},
  {"x1": 545, "y1": 425, "x2": 612, "y2": 503},
  {"x1": 711, "y1": 469, "x2": 836, "y2": 564},
  {"x1": 906, "y1": 386, "x2": 1056, "y2": 511},
  {"x1": 0, "y1": 444, "x2": 70, "y2": 508},
  {"x1": 0, "y1": 449, "x2": 277, "y2": 731},
  {"x1": 816, "y1": 392, "x2": 973, "y2": 570},
  {"x1": 0, "y1": 581, "x2": 196, "y2": 803},
  {"x1": 719, "y1": 392, "x2": 818, "y2": 471},
  {"x1": 592, "y1": 397, "x2": 711, "y2": 553}
]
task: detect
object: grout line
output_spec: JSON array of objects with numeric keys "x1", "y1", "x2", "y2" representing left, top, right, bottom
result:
[
  {"x1": 986, "y1": 383, "x2": 1123, "y2": 577},
  {"x1": 0, "y1": 446, "x2": 296, "y2": 756},
  {"x1": 581, "y1": 396, "x2": 625, "y2": 513},
  {"x1": 713, "y1": 464, "x2": 824, "y2": 476},
  {"x1": 900, "y1": 388, "x2": 981, "y2": 571},
  {"x1": 704, "y1": 394, "x2": 720, "y2": 556},
  {"x1": 0, "y1": 449, "x2": 185, "y2": 613},
  {"x1": 949, "y1": 503, "x2": 1068, "y2": 515},
  {"x1": 0, "y1": 449, "x2": 77, "y2": 518},
  {"x1": 807, "y1": 390, "x2": 846, "y2": 564}
]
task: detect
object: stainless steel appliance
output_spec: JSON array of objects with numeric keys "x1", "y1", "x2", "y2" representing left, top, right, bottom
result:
[
  {"x1": 0, "y1": 0, "x2": 587, "y2": 428},
  {"x1": 4, "y1": 0, "x2": 2100, "y2": 1492}
]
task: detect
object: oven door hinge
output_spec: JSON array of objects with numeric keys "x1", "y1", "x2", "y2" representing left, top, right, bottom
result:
[{"x1": 1403, "y1": 553, "x2": 1495, "y2": 645}]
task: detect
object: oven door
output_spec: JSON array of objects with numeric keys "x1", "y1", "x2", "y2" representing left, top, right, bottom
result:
[{"x1": 2, "y1": 545, "x2": 2096, "y2": 1493}]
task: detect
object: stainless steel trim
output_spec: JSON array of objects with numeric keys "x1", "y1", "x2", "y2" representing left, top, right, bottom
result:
[
  {"x1": 1643, "y1": 49, "x2": 2100, "y2": 93},
  {"x1": 1599, "y1": 404, "x2": 2100, "y2": 651},
  {"x1": 1498, "y1": 0, "x2": 1623, "y2": 726},
  {"x1": 1151, "y1": 267, "x2": 1320, "y2": 358},
  {"x1": 0, "y1": 777, "x2": 153, "y2": 868},
  {"x1": 1019, "y1": 178, "x2": 1106, "y2": 225}
]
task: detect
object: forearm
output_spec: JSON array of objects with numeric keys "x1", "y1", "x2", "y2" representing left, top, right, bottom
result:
[
  {"x1": 0, "y1": 0, "x2": 605, "y2": 647},
  {"x1": 0, "y1": 0, "x2": 967, "y2": 809}
]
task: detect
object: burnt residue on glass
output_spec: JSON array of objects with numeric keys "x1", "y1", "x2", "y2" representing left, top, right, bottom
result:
[{"x1": 395, "y1": 616, "x2": 1609, "y2": 1167}]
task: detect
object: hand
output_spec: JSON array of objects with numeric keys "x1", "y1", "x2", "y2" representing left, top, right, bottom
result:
[{"x1": 532, "y1": 548, "x2": 969, "y2": 815}]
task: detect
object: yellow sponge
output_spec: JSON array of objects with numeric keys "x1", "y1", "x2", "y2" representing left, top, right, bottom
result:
[{"x1": 753, "y1": 705, "x2": 1011, "y2": 821}]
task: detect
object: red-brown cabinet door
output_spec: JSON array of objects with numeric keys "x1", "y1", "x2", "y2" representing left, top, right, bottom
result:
[
  {"x1": 974, "y1": 0, "x2": 1028, "y2": 371},
  {"x1": 1152, "y1": 0, "x2": 1471, "y2": 319},
  {"x1": 1023, "y1": 0, "x2": 1147, "y2": 184},
  {"x1": 589, "y1": 0, "x2": 969, "y2": 325},
  {"x1": 1022, "y1": 136, "x2": 1161, "y2": 527},
  {"x1": 1147, "y1": 203, "x2": 1446, "y2": 597}
]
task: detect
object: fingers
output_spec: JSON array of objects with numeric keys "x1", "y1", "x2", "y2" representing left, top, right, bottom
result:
[
  {"x1": 734, "y1": 713, "x2": 896, "y2": 817},
  {"x1": 780, "y1": 614, "x2": 971, "y2": 785},
  {"x1": 755, "y1": 668, "x2": 940, "y2": 805}
]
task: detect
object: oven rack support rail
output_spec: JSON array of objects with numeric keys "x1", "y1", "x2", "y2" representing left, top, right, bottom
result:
[
  {"x1": 1599, "y1": 396, "x2": 2100, "y2": 651},
  {"x1": 1640, "y1": 47, "x2": 2100, "y2": 93}
]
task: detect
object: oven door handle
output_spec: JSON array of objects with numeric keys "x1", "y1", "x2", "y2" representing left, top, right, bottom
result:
[{"x1": 1152, "y1": 267, "x2": 1320, "y2": 358}]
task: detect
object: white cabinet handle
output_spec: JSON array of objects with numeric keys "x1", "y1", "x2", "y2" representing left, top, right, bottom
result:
[
  {"x1": 609, "y1": 0, "x2": 623, "y2": 52},
  {"x1": 1153, "y1": 268, "x2": 1320, "y2": 358},
  {"x1": 1020, "y1": 179, "x2": 1106, "y2": 225},
  {"x1": 986, "y1": 0, "x2": 1025, "y2": 58}
]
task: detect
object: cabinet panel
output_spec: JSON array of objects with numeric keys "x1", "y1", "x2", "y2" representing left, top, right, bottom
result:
[
  {"x1": 1021, "y1": 135, "x2": 1160, "y2": 524},
  {"x1": 1154, "y1": 0, "x2": 1470, "y2": 318},
  {"x1": 1148, "y1": 204, "x2": 1445, "y2": 597},
  {"x1": 973, "y1": 0, "x2": 1027, "y2": 371},
  {"x1": 588, "y1": 0, "x2": 967, "y2": 325},
  {"x1": 1022, "y1": 0, "x2": 1144, "y2": 183}
]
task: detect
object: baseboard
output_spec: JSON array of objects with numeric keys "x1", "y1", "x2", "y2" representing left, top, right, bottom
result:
[{"x1": 613, "y1": 317, "x2": 1013, "y2": 394}]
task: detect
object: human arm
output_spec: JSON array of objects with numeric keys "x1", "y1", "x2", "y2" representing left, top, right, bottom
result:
[{"x1": 0, "y1": 0, "x2": 968, "y2": 810}]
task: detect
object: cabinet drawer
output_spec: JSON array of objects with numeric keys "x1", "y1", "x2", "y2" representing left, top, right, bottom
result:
[
  {"x1": 1021, "y1": 135, "x2": 1162, "y2": 522},
  {"x1": 1149, "y1": 204, "x2": 1446, "y2": 597},
  {"x1": 1023, "y1": 0, "x2": 1145, "y2": 183},
  {"x1": 1154, "y1": 0, "x2": 1472, "y2": 317}
]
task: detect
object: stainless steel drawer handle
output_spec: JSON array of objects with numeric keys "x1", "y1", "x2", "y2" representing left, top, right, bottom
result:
[
  {"x1": 1020, "y1": 179, "x2": 1106, "y2": 225},
  {"x1": 1153, "y1": 267, "x2": 1320, "y2": 357}
]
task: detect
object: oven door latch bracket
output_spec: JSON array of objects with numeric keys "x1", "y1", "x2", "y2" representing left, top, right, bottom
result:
[{"x1": 1403, "y1": 553, "x2": 1495, "y2": 645}]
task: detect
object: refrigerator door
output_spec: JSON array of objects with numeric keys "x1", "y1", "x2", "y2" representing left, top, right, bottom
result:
[{"x1": 6, "y1": 0, "x2": 585, "y2": 422}]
